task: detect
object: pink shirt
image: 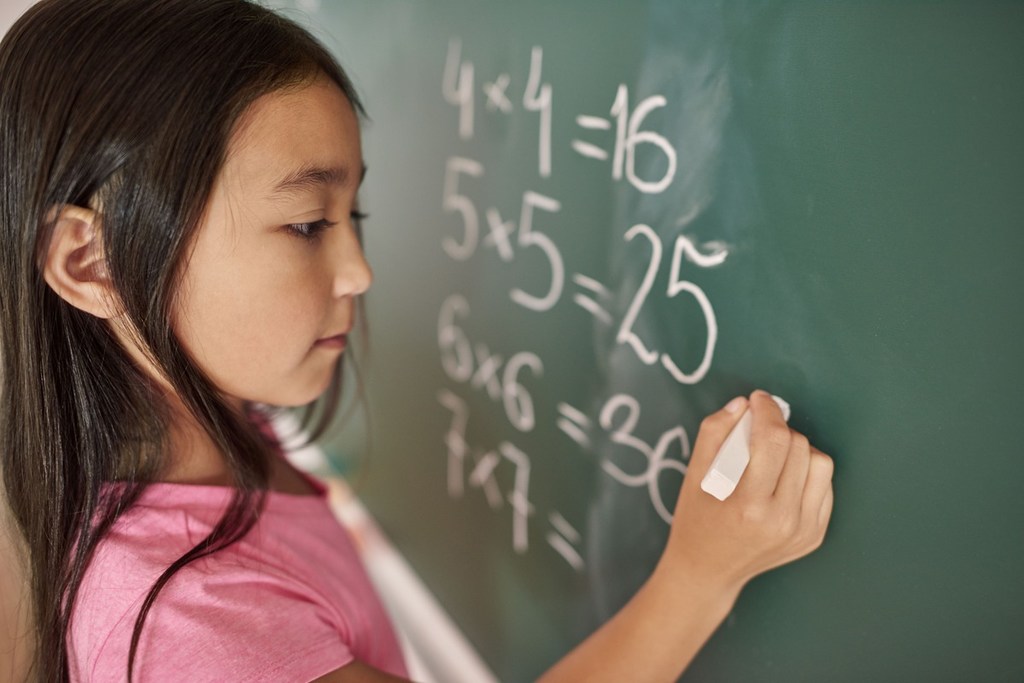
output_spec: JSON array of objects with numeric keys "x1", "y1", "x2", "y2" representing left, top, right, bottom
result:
[{"x1": 68, "y1": 456, "x2": 408, "y2": 681}]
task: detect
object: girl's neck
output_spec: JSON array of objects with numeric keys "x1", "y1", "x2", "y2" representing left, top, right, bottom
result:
[
  {"x1": 161, "y1": 398, "x2": 317, "y2": 496},
  {"x1": 161, "y1": 402, "x2": 234, "y2": 487}
]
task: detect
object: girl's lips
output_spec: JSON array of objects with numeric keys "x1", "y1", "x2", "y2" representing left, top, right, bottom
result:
[{"x1": 314, "y1": 334, "x2": 347, "y2": 350}]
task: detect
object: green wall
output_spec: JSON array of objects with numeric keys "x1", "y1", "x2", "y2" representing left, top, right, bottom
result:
[{"x1": 282, "y1": 2, "x2": 1024, "y2": 680}]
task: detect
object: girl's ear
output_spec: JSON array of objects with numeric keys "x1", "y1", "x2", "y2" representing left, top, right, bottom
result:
[{"x1": 42, "y1": 204, "x2": 120, "y2": 319}]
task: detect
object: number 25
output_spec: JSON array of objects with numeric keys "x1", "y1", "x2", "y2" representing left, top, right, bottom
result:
[{"x1": 616, "y1": 225, "x2": 724, "y2": 385}]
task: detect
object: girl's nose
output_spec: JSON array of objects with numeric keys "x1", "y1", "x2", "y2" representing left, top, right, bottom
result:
[{"x1": 332, "y1": 226, "x2": 373, "y2": 298}]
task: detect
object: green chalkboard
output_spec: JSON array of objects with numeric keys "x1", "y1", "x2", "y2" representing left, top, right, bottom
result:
[{"x1": 273, "y1": 1, "x2": 1024, "y2": 681}]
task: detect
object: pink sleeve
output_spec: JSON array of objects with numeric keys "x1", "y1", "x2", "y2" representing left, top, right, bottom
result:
[{"x1": 86, "y1": 564, "x2": 355, "y2": 682}]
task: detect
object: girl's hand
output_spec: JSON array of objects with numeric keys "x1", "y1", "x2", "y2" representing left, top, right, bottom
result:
[
  {"x1": 538, "y1": 390, "x2": 833, "y2": 683},
  {"x1": 660, "y1": 390, "x2": 834, "y2": 595}
]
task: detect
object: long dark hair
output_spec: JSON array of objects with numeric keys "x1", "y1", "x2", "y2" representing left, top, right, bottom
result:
[{"x1": 0, "y1": 1, "x2": 365, "y2": 680}]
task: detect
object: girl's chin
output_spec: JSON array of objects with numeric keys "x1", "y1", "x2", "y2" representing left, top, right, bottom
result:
[
  {"x1": 225, "y1": 356, "x2": 342, "y2": 410},
  {"x1": 228, "y1": 380, "x2": 333, "y2": 411}
]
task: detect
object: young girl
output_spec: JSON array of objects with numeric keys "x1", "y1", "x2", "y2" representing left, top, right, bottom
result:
[{"x1": 0, "y1": 1, "x2": 834, "y2": 681}]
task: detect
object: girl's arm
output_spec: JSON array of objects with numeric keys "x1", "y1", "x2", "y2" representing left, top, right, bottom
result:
[
  {"x1": 536, "y1": 390, "x2": 834, "y2": 682},
  {"x1": 317, "y1": 390, "x2": 834, "y2": 683}
]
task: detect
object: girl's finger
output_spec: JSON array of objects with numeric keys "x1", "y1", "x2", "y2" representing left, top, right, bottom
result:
[
  {"x1": 802, "y1": 447, "x2": 835, "y2": 518},
  {"x1": 773, "y1": 430, "x2": 811, "y2": 503},
  {"x1": 685, "y1": 395, "x2": 749, "y2": 482},
  {"x1": 740, "y1": 391, "x2": 791, "y2": 496},
  {"x1": 817, "y1": 485, "x2": 835, "y2": 529}
]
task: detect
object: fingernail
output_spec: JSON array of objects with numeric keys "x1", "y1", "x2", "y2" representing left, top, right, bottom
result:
[
  {"x1": 724, "y1": 396, "x2": 746, "y2": 414},
  {"x1": 752, "y1": 389, "x2": 769, "y2": 398}
]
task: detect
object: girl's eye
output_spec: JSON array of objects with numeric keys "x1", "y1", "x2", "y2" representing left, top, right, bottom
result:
[
  {"x1": 351, "y1": 210, "x2": 369, "y2": 225},
  {"x1": 285, "y1": 211, "x2": 368, "y2": 241},
  {"x1": 351, "y1": 210, "x2": 369, "y2": 243},
  {"x1": 285, "y1": 218, "x2": 337, "y2": 240}
]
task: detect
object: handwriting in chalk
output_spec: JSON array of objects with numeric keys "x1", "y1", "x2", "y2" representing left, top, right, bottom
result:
[
  {"x1": 437, "y1": 38, "x2": 731, "y2": 568},
  {"x1": 439, "y1": 389, "x2": 584, "y2": 571}
]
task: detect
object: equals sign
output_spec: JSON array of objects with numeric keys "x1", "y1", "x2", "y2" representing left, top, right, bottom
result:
[
  {"x1": 546, "y1": 511, "x2": 585, "y2": 572},
  {"x1": 572, "y1": 273, "x2": 612, "y2": 326},
  {"x1": 556, "y1": 402, "x2": 592, "y2": 449},
  {"x1": 571, "y1": 115, "x2": 611, "y2": 161}
]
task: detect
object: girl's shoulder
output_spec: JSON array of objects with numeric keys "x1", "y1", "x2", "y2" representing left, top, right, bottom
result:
[
  {"x1": 87, "y1": 476, "x2": 346, "y2": 587},
  {"x1": 69, "y1": 480, "x2": 404, "y2": 680}
]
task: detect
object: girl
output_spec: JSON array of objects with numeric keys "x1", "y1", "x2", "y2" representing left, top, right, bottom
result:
[{"x1": 0, "y1": 1, "x2": 834, "y2": 681}]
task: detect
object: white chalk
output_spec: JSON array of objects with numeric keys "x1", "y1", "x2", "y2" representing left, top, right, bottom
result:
[{"x1": 700, "y1": 395, "x2": 791, "y2": 501}]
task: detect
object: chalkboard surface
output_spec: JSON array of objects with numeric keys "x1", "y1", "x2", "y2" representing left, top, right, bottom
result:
[{"x1": 272, "y1": 2, "x2": 1024, "y2": 681}]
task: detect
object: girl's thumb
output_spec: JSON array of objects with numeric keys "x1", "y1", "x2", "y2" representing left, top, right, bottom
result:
[{"x1": 686, "y1": 396, "x2": 748, "y2": 479}]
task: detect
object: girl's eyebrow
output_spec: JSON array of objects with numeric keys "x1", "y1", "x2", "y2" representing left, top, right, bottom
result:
[{"x1": 268, "y1": 162, "x2": 367, "y2": 199}]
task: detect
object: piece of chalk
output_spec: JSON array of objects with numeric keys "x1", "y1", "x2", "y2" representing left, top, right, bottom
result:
[{"x1": 700, "y1": 395, "x2": 791, "y2": 501}]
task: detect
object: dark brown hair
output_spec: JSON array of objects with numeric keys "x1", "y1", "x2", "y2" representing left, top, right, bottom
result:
[{"x1": 0, "y1": 1, "x2": 364, "y2": 680}]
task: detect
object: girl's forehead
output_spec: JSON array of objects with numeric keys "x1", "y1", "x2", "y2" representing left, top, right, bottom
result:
[{"x1": 221, "y1": 77, "x2": 362, "y2": 199}]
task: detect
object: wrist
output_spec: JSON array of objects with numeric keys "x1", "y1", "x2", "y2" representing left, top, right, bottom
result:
[{"x1": 651, "y1": 552, "x2": 745, "y2": 611}]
